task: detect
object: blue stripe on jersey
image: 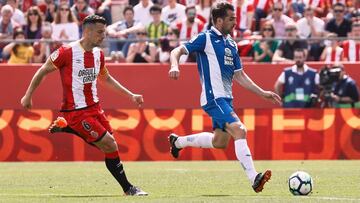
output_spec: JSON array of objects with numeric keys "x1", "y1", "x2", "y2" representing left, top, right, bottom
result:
[{"x1": 184, "y1": 26, "x2": 243, "y2": 106}]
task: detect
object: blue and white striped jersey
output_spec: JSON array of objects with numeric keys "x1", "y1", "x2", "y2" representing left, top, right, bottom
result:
[{"x1": 183, "y1": 26, "x2": 243, "y2": 106}]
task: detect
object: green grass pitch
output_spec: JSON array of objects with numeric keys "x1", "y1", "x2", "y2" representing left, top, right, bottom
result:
[{"x1": 0, "y1": 161, "x2": 359, "y2": 202}]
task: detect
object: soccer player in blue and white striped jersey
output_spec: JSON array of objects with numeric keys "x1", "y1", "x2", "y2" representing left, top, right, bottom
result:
[{"x1": 168, "y1": 1, "x2": 282, "y2": 193}]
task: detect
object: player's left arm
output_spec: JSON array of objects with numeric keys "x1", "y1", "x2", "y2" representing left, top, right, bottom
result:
[
  {"x1": 98, "y1": 68, "x2": 144, "y2": 107},
  {"x1": 234, "y1": 70, "x2": 282, "y2": 105}
]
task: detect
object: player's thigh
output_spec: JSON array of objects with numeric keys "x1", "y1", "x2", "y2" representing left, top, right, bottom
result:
[
  {"x1": 94, "y1": 132, "x2": 118, "y2": 153},
  {"x1": 69, "y1": 115, "x2": 108, "y2": 143},
  {"x1": 213, "y1": 128, "x2": 231, "y2": 148},
  {"x1": 203, "y1": 98, "x2": 239, "y2": 131}
]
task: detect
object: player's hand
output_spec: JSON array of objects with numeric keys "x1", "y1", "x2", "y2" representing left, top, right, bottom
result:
[
  {"x1": 169, "y1": 65, "x2": 180, "y2": 80},
  {"x1": 21, "y1": 95, "x2": 33, "y2": 109},
  {"x1": 131, "y1": 94, "x2": 144, "y2": 107},
  {"x1": 262, "y1": 91, "x2": 282, "y2": 105}
]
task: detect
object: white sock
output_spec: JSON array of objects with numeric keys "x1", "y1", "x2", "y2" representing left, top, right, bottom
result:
[
  {"x1": 234, "y1": 139, "x2": 258, "y2": 184},
  {"x1": 175, "y1": 132, "x2": 214, "y2": 148}
]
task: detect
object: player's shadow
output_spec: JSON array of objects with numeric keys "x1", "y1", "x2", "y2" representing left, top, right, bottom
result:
[{"x1": 57, "y1": 194, "x2": 120, "y2": 198}]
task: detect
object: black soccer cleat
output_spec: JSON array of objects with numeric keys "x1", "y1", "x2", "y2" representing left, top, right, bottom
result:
[
  {"x1": 252, "y1": 169, "x2": 272, "y2": 193},
  {"x1": 168, "y1": 133, "x2": 182, "y2": 158},
  {"x1": 125, "y1": 186, "x2": 148, "y2": 196}
]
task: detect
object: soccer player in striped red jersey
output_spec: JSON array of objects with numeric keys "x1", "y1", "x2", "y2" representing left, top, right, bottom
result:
[{"x1": 20, "y1": 15, "x2": 148, "y2": 196}]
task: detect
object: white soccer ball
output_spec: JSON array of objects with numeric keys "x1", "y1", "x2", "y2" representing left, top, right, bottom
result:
[{"x1": 288, "y1": 171, "x2": 313, "y2": 195}]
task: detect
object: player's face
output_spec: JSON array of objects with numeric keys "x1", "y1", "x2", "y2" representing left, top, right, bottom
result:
[
  {"x1": 88, "y1": 23, "x2": 106, "y2": 47},
  {"x1": 222, "y1": 9, "x2": 236, "y2": 35}
]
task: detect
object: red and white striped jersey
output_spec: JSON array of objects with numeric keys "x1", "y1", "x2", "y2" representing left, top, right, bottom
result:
[
  {"x1": 50, "y1": 41, "x2": 107, "y2": 111},
  {"x1": 176, "y1": 18, "x2": 204, "y2": 40},
  {"x1": 253, "y1": 0, "x2": 272, "y2": 13},
  {"x1": 303, "y1": 0, "x2": 325, "y2": 8},
  {"x1": 323, "y1": 46, "x2": 344, "y2": 63},
  {"x1": 325, "y1": 0, "x2": 351, "y2": 8},
  {"x1": 232, "y1": 0, "x2": 254, "y2": 30},
  {"x1": 343, "y1": 40, "x2": 360, "y2": 62}
]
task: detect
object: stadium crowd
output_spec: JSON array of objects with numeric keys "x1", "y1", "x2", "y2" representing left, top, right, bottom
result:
[{"x1": 1, "y1": 0, "x2": 360, "y2": 64}]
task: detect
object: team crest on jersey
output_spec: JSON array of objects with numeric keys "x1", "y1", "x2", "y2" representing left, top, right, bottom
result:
[
  {"x1": 305, "y1": 78, "x2": 311, "y2": 86},
  {"x1": 50, "y1": 49, "x2": 59, "y2": 61},
  {"x1": 288, "y1": 76, "x2": 294, "y2": 85},
  {"x1": 82, "y1": 120, "x2": 92, "y2": 131},
  {"x1": 90, "y1": 131, "x2": 98, "y2": 138},
  {"x1": 224, "y1": 48, "x2": 234, "y2": 66}
]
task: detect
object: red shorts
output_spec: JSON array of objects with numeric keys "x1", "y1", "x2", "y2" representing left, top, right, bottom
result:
[{"x1": 62, "y1": 103, "x2": 112, "y2": 143}]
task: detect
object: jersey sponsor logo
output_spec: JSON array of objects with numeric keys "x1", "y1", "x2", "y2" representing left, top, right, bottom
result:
[
  {"x1": 224, "y1": 48, "x2": 234, "y2": 66},
  {"x1": 78, "y1": 68, "x2": 97, "y2": 84},
  {"x1": 50, "y1": 49, "x2": 59, "y2": 61},
  {"x1": 82, "y1": 120, "x2": 92, "y2": 131}
]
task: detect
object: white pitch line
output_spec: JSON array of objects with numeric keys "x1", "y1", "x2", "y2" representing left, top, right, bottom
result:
[{"x1": 301, "y1": 196, "x2": 360, "y2": 201}]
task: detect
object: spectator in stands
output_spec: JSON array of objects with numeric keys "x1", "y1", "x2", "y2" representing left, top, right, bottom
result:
[
  {"x1": 134, "y1": 0, "x2": 153, "y2": 26},
  {"x1": 43, "y1": 0, "x2": 57, "y2": 23},
  {"x1": 196, "y1": 0, "x2": 212, "y2": 24},
  {"x1": 272, "y1": 22, "x2": 308, "y2": 62},
  {"x1": 147, "y1": 4, "x2": 168, "y2": 43},
  {"x1": 306, "y1": 0, "x2": 326, "y2": 17},
  {"x1": 107, "y1": 5, "x2": 141, "y2": 57},
  {"x1": 161, "y1": 0, "x2": 186, "y2": 25},
  {"x1": 176, "y1": 5, "x2": 204, "y2": 42},
  {"x1": 329, "y1": 63, "x2": 360, "y2": 108},
  {"x1": 157, "y1": 27, "x2": 183, "y2": 63},
  {"x1": 325, "y1": 0, "x2": 352, "y2": 20},
  {"x1": 126, "y1": 28, "x2": 157, "y2": 63},
  {"x1": 3, "y1": 27, "x2": 34, "y2": 64},
  {"x1": 71, "y1": 0, "x2": 95, "y2": 24},
  {"x1": 6, "y1": 0, "x2": 26, "y2": 26},
  {"x1": 232, "y1": 0, "x2": 254, "y2": 35},
  {"x1": 267, "y1": 2, "x2": 294, "y2": 38},
  {"x1": 343, "y1": 21, "x2": 360, "y2": 62},
  {"x1": 253, "y1": 0, "x2": 272, "y2": 31},
  {"x1": 274, "y1": 48, "x2": 319, "y2": 108},
  {"x1": 325, "y1": 3, "x2": 352, "y2": 37},
  {"x1": 253, "y1": 22, "x2": 280, "y2": 62},
  {"x1": 52, "y1": 2, "x2": 80, "y2": 42},
  {"x1": 33, "y1": 22, "x2": 61, "y2": 63},
  {"x1": 0, "y1": 5, "x2": 17, "y2": 60},
  {"x1": 23, "y1": 6, "x2": 43, "y2": 42},
  {"x1": 89, "y1": 0, "x2": 112, "y2": 25},
  {"x1": 296, "y1": 5, "x2": 325, "y2": 61},
  {"x1": 320, "y1": 33, "x2": 344, "y2": 63}
]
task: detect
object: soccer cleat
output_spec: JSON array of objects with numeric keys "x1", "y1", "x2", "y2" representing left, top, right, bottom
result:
[
  {"x1": 252, "y1": 169, "x2": 272, "y2": 193},
  {"x1": 49, "y1": 117, "x2": 68, "y2": 133},
  {"x1": 125, "y1": 186, "x2": 148, "y2": 196},
  {"x1": 168, "y1": 133, "x2": 182, "y2": 158}
]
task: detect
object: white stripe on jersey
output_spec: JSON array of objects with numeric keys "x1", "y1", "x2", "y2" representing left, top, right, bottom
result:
[
  {"x1": 202, "y1": 33, "x2": 226, "y2": 106},
  {"x1": 92, "y1": 48, "x2": 100, "y2": 103},
  {"x1": 71, "y1": 42, "x2": 87, "y2": 108}
]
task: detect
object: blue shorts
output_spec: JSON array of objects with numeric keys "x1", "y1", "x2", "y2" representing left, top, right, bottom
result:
[{"x1": 202, "y1": 98, "x2": 240, "y2": 131}]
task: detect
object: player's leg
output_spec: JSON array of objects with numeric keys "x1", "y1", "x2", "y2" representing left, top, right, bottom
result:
[
  {"x1": 93, "y1": 133, "x2": 147, "y2": 196},
  {"x1": 225, "y1": 121, "x2": 271, "y2": 193}
]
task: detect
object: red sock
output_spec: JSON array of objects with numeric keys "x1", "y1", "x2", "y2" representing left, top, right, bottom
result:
[{"x1": 105, "y1": 151, "x2": 119, "y2": 159}]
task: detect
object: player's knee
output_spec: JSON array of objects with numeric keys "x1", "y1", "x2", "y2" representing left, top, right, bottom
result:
[
  {"x1": 233, "y1": 124, "x2": 247, "y2": 140},
  {"x1": 212, "y1": 138, "x2": 229, "y2": 149},
  {"x1": 99, "y1": 134, "x2": 118, "y2": 152}
]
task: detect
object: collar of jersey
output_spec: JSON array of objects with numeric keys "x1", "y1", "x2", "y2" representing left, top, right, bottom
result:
[{"x1": 211, "y1": 26, "x2": 223, "y2": 36}]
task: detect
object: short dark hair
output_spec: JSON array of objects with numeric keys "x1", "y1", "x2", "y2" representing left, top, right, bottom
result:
[
  {"x1": 123, "y1": 5, "x2": 134, "y2": 15},
  {"x1": 294, "y1": 48, "x2": 305, "y2": 55},
  {"x1": 333, "y1": 2, "x2": 345, "y2": 10},
  {"x1": 211, "y1": 2, "x2": 234, "y2": 24},
  {"x1": 150, "y1": 4, "x2": 162, "y2": 13},
  {"x1": 83, "y1": 15, "x2": 107, "y2": 27}
]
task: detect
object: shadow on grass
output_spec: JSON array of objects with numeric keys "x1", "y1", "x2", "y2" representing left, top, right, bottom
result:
[{"x1": 201, "y1": 195, "x2": 232, "y2": 197}]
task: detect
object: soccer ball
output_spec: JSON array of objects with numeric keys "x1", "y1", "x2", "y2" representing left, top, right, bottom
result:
[{"x1": 288, "y1": 171, "x2": 313, "y2": 195}]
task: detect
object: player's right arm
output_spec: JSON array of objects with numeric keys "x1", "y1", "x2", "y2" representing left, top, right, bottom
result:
[
  {"x1": 169, "y1": 46, "x2": 187, "y2": 80},
  {"x1": 169, "y1": 32, "x2": 206, "y2": 80},
  {"x1": 21, "y1": 58, "x2": 57, "y2": 109}
]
